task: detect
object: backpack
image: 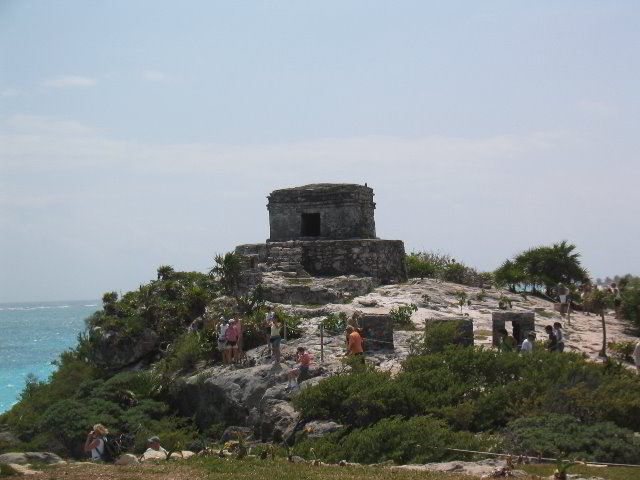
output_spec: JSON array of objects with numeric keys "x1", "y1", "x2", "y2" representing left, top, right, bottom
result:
[{"x1": 100, "y1": 435, "x2": 118, "y2": 462}]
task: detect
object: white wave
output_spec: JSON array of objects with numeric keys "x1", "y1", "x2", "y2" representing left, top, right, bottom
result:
[{"x1": 84, "y1": 304, "x2": 97, "y2": 307}]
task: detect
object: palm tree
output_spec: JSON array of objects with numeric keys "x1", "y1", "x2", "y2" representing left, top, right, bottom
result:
[
  {"x1": 210, "y1": 252, "x2": 242, "y2": 295},
  {"x1": 157, "y1": 265, "x2": 175, "y2": 281}
]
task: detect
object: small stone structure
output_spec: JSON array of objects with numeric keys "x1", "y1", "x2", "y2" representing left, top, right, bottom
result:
[
  {"x1": 267, "y1": 184, "x2": 376, "y2": 241},
  {"x1": 425, "y1": 317, "x2": 474, "y2": 347},
  {"x1": 491, "y1": 311, "x2": 535, "y2": 347},
  {"x1": 359, "y1": 314, "x2": 394, "y2": 351},
  {"x1": 235, "y1": 184, "x2": 407, "y2": 294}
]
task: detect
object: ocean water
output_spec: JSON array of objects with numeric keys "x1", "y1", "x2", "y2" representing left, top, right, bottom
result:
[{"x1": 0, "y1": 300, "x2": 99, "y2": 413}]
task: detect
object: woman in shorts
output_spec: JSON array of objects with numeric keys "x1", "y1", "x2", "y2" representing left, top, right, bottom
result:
[{"x1": 270, "y1": 320, "x2": 281, "y2": 364}]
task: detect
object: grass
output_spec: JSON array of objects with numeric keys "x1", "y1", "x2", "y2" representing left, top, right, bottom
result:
[
  {"x1": 473, "y1": 329, "x2": 492, "y2": 340},
  {"x1": 31, "y1": 457, "x2": 640, "y2": 480},
  {"x1": 534, "y1": 308, "x2": 554, "y2": 318},
  {"x1": 521, "y1": 463, "x2": 640, "y2": 480}
]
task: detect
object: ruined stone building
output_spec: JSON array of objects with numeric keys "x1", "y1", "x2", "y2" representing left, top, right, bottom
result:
[{"x1": 234, "y1": 184, "x2": 407, "y2": 302}]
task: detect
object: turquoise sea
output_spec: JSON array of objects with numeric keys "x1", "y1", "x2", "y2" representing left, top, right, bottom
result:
[{"x1": 0, "y1": 300, "x2": 99, "y2": 413}]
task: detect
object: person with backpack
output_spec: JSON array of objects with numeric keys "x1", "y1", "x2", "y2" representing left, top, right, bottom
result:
[
  {"x1": 84, "y1": 423, "x2": 109, "y2": 461},
  {"x1": 225, "y1": 319, "x2": 240, "y2": 364}
]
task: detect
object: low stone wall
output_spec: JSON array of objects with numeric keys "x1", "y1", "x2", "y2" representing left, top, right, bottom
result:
[{"x1": 360, "y1": 314, "x2": 394, "y2": 351}]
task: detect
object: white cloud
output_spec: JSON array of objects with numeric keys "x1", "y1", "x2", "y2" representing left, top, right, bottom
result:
[
  {"x1": 0, "y1": 87, "x2": 22, "y2": 97},
  {"x1": 142, "y1": 71, "x2": 170, "y2": 82},
  {"x1": 577, "y1": 99, "x2": 618, "y2": 115},
  {"x1": 41, "y1": 75, "x2": 97, "y2": 88}
]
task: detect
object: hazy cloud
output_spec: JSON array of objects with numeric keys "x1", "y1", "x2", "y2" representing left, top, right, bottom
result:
[
  {"x1": 142, "y1": 71, "x2": 170, "y2": 82},
  {"x1": 577, "y1": 99, "x2": 618, "y2": 115},
  {"x1": 41, "y1": 75, "x2": 97, "y2": 88},
  {"x1": 0, "y1": 87, "x2": 23, "y2": 97}
]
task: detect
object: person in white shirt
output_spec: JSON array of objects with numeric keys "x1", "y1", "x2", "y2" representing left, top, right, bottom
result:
[
  {"x1": 521, "y1": 332, "x2": 535, "y2": 353},
  {"x1": 633, "y1": 341, "x2": 640, "y2": 374},
  {"x1": 83, "y1": 423, "x2": 108, "y2": 461},
  {"x1": 217, "y1": 318, "x2": 230, "y2": 365}
]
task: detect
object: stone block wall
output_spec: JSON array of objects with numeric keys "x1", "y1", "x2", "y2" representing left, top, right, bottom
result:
[
  {"x1": 491, "y1": 311, "x2": 535, "y2": 347},
  {"x1": 235, "y1": 239, "x2": 408, "y2": 284},
  {"x1": 359, "y1": 314, "x2": 394, "y2": 351},
  {"x1": 425, "y1": 317, "x2": 474, "y2": 347},
  {"x1": 267, "y1": 184, "x2": 376, "y2": 241},
  {"x1": 300, "y1": 239, "x2": 407, "y2": 283}
]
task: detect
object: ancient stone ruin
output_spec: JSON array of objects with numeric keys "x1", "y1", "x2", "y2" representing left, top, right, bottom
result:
[
  {"x1": 235, "y1": 184, "x2": 407, "y2": 303},
  {"x1": 359, "y1": 314, "x2": 395, "y2": 351},
  {"x1": 491, "y1": 311, "x2": 535, "y2": 348}
]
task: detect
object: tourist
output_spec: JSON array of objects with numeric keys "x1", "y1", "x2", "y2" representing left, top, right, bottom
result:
[
  {"x1": 498, "y1": 328, "x2": 516, "y2": 352},
  {"x1": 144, "y1": 435, "x2": 168, "y2": 457},
  {"x1": 224, "y1": 319, "x2": 240, "y2": 364},
  {"x1": 521, "y1": 332, "x2": 535, "y2": 353},
  {"x1": 84, "y1": 423, "x2": 108, "y2": 461},
  {"x1": 611, "y1": 282, "x2": 622, "y2": 319},
  {"x1": 633, "y1": 341, "x2": 640, "y2": 374},
  {"x1": 264, "y1": 306, "x2": 275, "y2": 358},
  {"x1": 217, "y1": 317, "x2": 229, "y2": 365},
  {"x1": 286, "y1": 346, "x2": 312, "y2": 391},
  {"x1": 545, "y1": 325, "x2": 559, "y2": 352},
  {"x1": 553, "y1": 322, "x2": 565, "y2": 352},
  {"x1": 557, "y1": 283, "x2": 568, "y2": 317},
  {"x1": 270, "y1": 319, "x2": 282, "y2": 364},
  {"x1": 346, "y1": 326, "x2": 364, "y2": 365}
]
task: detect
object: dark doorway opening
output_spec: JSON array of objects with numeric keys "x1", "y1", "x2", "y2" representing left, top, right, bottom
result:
[{"x1": 301, "y1": 213, "x2": 321, "y2": 237}]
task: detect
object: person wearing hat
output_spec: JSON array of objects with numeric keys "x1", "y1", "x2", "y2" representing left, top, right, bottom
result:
[
  {"x1": 521, "y1": 331, "x2": 535, "y2": 353},
  {"x1": 145, "y1": 435, "x2": 168, "y2": 456},
  {"x1": 84, "y1": 423, "x2": 108, "y2": 461},
  {"x1": 224, "y1": 318, "x2": 240, "y2": 364},
  {"x1": 217, "y1": 317, "x2": 230, "y2": 365}
]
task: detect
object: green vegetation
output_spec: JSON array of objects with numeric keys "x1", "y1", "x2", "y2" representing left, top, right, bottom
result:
[
  {"x1": 320, "y1": 312, "x2": 348, "y2": 335},
  {"x1": 608, "y1": 341, "x2": 637, "y2": 363},
  {"x1": 405, "y1": 251, "x2": 492, "y2": 288},
  {"x1": 494, "y1": 240, "x2": 589, "y2": 294},
  {"x1": 293, "y1": 346, "x2": 640, "y2": 464},
  {"x1": 619, "y1": 274, "x2": 640, "y2": 328},
  {"x1": 389, "y1": 304, "x2": 418, "y2": 329},
  {"x1": 0, "y1": 255, "x2": 303, "y2": 459}
]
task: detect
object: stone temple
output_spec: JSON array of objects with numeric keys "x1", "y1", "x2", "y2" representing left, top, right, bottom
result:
[{"x1": 235, "y1": 184, "x2": 407, "y2": 303}]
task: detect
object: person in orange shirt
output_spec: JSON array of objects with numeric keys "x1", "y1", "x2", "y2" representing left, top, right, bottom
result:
[{"x1": 346, "y1": 326, "x2": 365, "y2": 366}]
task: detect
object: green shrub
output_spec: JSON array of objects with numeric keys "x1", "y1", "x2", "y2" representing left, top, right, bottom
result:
[
  {"x1": 504, "y1": 414, "x2": 640, "y2": 464},
  {"x1": 294, "y1": 415, "x2": 497, "y2": 465},
  {"x1": 405, "y1": 254, "x2": 436, "y2": 279},
  {"x1": 608, "y1": 341, "x2": 636, "y2": 362},
  {"x1": 297, "y1": 346, "x2": 640, "y2": 440},
  {"x1": 293, "y1": 370, "x2": 421, "y2": 427},
  {"x1": 420, "y1": 322, "x2": 466, "y2": 354},
  {"x1": 620, "y1": 276, "x2": 640, "y2": 328},
  {"x1": 389, "y1": 304, "x2": 417, "y2": 329},
  {"x1": 320, "y1": 312, "x2": 347, "y2": 335},
  {"x1": 158, "y1": 332, "x2": 207, "y2": 374}
]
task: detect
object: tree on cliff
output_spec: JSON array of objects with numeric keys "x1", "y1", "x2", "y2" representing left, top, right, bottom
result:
[
  {"x1": 210, "y1": 252, "x2": 242, "y2": 295},
  {"x1": 494, "y1": 241, "x2": 588, "y2": 294}
]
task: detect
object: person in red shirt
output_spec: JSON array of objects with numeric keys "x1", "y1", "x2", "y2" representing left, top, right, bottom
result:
[{"x1": 286, "y1": 346, "x2": 311, "y2": 391}]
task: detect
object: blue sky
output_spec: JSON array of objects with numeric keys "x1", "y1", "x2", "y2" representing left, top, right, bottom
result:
[{"x1": 1, "y1": 1, "x2": 639, "y2": 302}]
